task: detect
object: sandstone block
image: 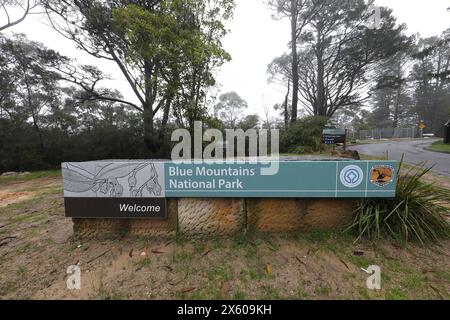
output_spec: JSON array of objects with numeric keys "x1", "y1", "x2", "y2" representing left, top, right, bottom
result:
[
  {"x1": 178, "y1": 198, "x2": 244, "y2": 237},
  {"x1": 246, "y1": 199, "x2": 357, "y2": 233}
]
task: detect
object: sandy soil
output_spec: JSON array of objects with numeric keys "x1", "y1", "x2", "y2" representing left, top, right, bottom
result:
[{"x1": 0, "y1": 176, "x2": 449, "y2": 300}]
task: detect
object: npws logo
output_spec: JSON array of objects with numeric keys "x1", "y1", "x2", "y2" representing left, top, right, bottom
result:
[{"x1": 371, "y1": 166, "x2": 394, "y2": 187}]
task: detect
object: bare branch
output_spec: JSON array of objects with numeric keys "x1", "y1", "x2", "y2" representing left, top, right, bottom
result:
[{"x1": 0, "y1": 0, "x2": 32, "y2": 32}]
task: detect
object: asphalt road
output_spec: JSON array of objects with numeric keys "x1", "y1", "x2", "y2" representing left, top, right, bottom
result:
[{"x1": 350, "y1": 139, "x2": 450, "y2": 176}]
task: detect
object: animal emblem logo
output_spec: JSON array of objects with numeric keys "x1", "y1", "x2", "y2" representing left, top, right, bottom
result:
[{"x1": 370, "y1": 166, "x2": 394, "y2": 187}]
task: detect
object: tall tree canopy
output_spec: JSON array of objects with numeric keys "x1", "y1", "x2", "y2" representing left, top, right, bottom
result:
[
  {"x1": 43, "y1": 0, "x2": 235, "y2": 156},
  {"x1": 411, "y1": 30, "x2": 450, "y2": 135},
  {"x1": 268, "y1": 0, "x2": 411, "y2": 120},
  {"x1": 214, "y1": 91, "x2": 248, "y2": 129},
  {"x1": 368, "y1": 52, "x2": 414, "y2": 128},
  {"x1": 268, "y1": 0, "x2": 322, "y2": 123},
  {"x1": 0, "y1": 34, "x2": 65, "y2": 151}
]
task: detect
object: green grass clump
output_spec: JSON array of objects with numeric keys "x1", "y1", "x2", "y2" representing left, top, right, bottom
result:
[
  {"x1": 429, "y1": 140, "x2": 450, "y2": 153},
  {"x1": 346, "y1": 158, "x2": 450, "y2": 244},
  {"x1": 0, "y1": 170, "x2": 61, "y2": 185}
]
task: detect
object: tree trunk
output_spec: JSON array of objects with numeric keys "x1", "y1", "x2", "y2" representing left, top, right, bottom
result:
[
  {"x1": 31, "y1": 112, "x2": 45, "y2": 152},
  {"x1": 25, "y1": 79, "x2": 45, "y2": 152},
  {"x1": 316, "y1": 43, "x2": 326, "y2": 116},
  {"x1": 284, "y1": 79, "x2": 291, "y2": 128},
  {"x1": 158, "y1": 96, "x2": 173, "y2": 159},
  {"x1": 290, "y1": 0, "x2": 299, "y2": 123},
  {"x1": 143, "y1": 61, "x2": 156, "y2": 156},
  {"x1": 393, "y1": 89, "x2": 401, "y2": 128}
]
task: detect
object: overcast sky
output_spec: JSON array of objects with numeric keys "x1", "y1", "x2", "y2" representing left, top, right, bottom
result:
[{"x1": 3, "y1": 0, "x2": 450, "y2": 119}]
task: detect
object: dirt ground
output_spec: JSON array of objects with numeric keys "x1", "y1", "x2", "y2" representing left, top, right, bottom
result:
[{"x1": 0, "y1": 174, "x2": 449, "y2": 300}]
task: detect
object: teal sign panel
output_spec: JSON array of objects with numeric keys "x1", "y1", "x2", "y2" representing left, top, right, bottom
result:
[
  {"x1": 323, "y1": 128, "x2": 346, "y2": 135},
  {"x1": 165, "y1": 161, "x2": 398, "y2": 198}
]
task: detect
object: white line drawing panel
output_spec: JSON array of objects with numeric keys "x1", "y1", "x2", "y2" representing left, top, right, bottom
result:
[{"x1": 62, "y1": 162, "x2": 165, "y2": 198}]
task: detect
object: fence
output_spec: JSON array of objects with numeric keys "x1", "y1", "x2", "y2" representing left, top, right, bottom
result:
[{"x1": 358, "y1": 127, "x2": 419, "y2": 141}]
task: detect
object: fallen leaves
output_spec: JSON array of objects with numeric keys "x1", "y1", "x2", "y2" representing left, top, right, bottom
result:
[
  {"x1": 86, "y1": 249, "x2": 111, "y2": 264},
  {"x1": 339, "y1": 258, "x2": 350, "y2": 270},
  {"x1": 161, "y1": 265, "x2": 173, "y2": 272},
  {"x1": 201, "y1": 249, "x2": 212, "y2": 257},
  {"x1": 180, "y1": 287, "x2": 196, "y2": 293},
  {"x1": 265, "y1": 264, "x2": 273, "y2": 276},
  {"x1": 169, "y1": 272, "x2": 188, "y2": 286},
  {"x1": 295, "y1": 256, "x2": 308, "y2": 267},
  {"x1": 0, "y1": 236, "x2": 17, "y2": 247}
]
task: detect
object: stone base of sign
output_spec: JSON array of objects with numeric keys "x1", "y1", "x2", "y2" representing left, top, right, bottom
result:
[
  {"x1": 246, "y1": 199, "x2": 357, "y2": 233},
  {"x1": 72, "y1": 199, "x2": 178, "y2": 238},
  {"x1": 178, "y1": 198, "x2": 244, "y2": 237},
  {"x1": 72, "y1": 198, "x2": 356, "y2": 238},
  {"x1": 129, "y1": 199, "x2": 178, "y2": 237}
]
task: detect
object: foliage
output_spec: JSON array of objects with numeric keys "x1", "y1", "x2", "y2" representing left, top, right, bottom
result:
[
  {"x1": 214, "y1": 91, "x2": 248, "y2": 128},
  {"x1": 0, "y1": 34, "x2": 67, "y2": 151},
  {"x1": 0, "y1": 115, "x2": 147, "y2": 172},
  {"x1": 410, "y1": 31, "x2": 450, "y2": 137},
  {"x1": 280, "y1": 116, "x2": 329, "y2": 153},
  {"x1": 237, "y1": 115, "x2": 260, "y2": 131},
  {"x1": 268, "y1": 0, "x2": 412, "y2": 118},
  {"x1": 368, "y1": 52, "x2": 415, "y2": 129},
  {"x1": 43, "y1": 0, "x2": 235, "y2": 156},
  {"x1": 346, "y1": 159, "x2": 450, "y2": 244}
]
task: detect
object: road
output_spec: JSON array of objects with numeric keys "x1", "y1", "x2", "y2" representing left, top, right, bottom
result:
[{"x1": 350, "y1": 139, "x2": 450, "y2": 176}]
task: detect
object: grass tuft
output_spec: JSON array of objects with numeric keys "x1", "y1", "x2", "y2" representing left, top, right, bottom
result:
[{"x1": 346, "y1": 157, "x2": 450, "y2": 244}]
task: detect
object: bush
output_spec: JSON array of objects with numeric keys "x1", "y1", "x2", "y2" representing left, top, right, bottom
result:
[
  {"x1": 280, "y1": 116, "x2": 329, "y2": 153},
  {"x1": 346, "y1": 158, "x2": 450, "y2": 244},
  {"x1": 0, "y1": 119, "x2": 149, "y2": 172}
]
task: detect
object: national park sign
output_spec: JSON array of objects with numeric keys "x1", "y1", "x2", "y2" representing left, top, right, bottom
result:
[
  {"x1": 62, "y1": 160, "x2": 398, "y2": 219},
  {"x1": 322, "y1": 128, "x2": 347, "y2": 145}
]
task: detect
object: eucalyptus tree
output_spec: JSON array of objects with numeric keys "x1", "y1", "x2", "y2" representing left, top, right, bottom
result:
[
  {"x1": 268, "y1": 0, "x2": 322, "y2": 123},
  {"x1": 43, "y1": 0, "x2": 235, "y2": 156},
  {"x1": 214, "y1": 91, "x2": 248, "y2": 129},
  {"x1": 0, "y1": 34, "x2": 65, "y2": 151},
  {"x1": 268, "y1": 0, "x2": 411, "y2": 119},
  {"x1": 411, "y1": 30, "x2": 450, "y2": 135},
  {"x1": 368, "y1": 52, "x2": 414, "y2": 128}
]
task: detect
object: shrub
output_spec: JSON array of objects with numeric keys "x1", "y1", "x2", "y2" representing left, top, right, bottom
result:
[
  {"x1": 280, "y1": 116, "x2": 329, "y2": 153},
  {"x1": 346, "y1": 158, "x2": 450, "y2": 244}
]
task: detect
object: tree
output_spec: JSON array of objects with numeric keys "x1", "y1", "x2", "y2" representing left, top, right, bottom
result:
[
  {"x1": 411, "y1": 31, "x2": 450, "y2": 136},
  {"x1": 298, "y1": 1, "x2": 410, "y2": 118},
  {"x1": 268, "y1": 0, "x2": 322, "y2": 123},
  {"x1": 237, "y1": 115, "x2": 259, "y2": 131},
  {"x1": 0, "y1": 0, "x2": 36, "y2": 32},
  {"x1": 43, "y1": 0, "x2": 234, "y2": 156},
  {"x1": 268, "y1": 54, "x2": 292, "y2": 127},
  {"x1": 369, "y1": 52, "x2": 414, "y2": 128},
  {"x1": 0, "y1": 34, "x2": 65, "y2": 151},
  {"x1": 269, "y1": 0, "x2": 411, "y2": 120},
  {"x1": 214, "y1": 91, "x2": 248, "y2": 128}
]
